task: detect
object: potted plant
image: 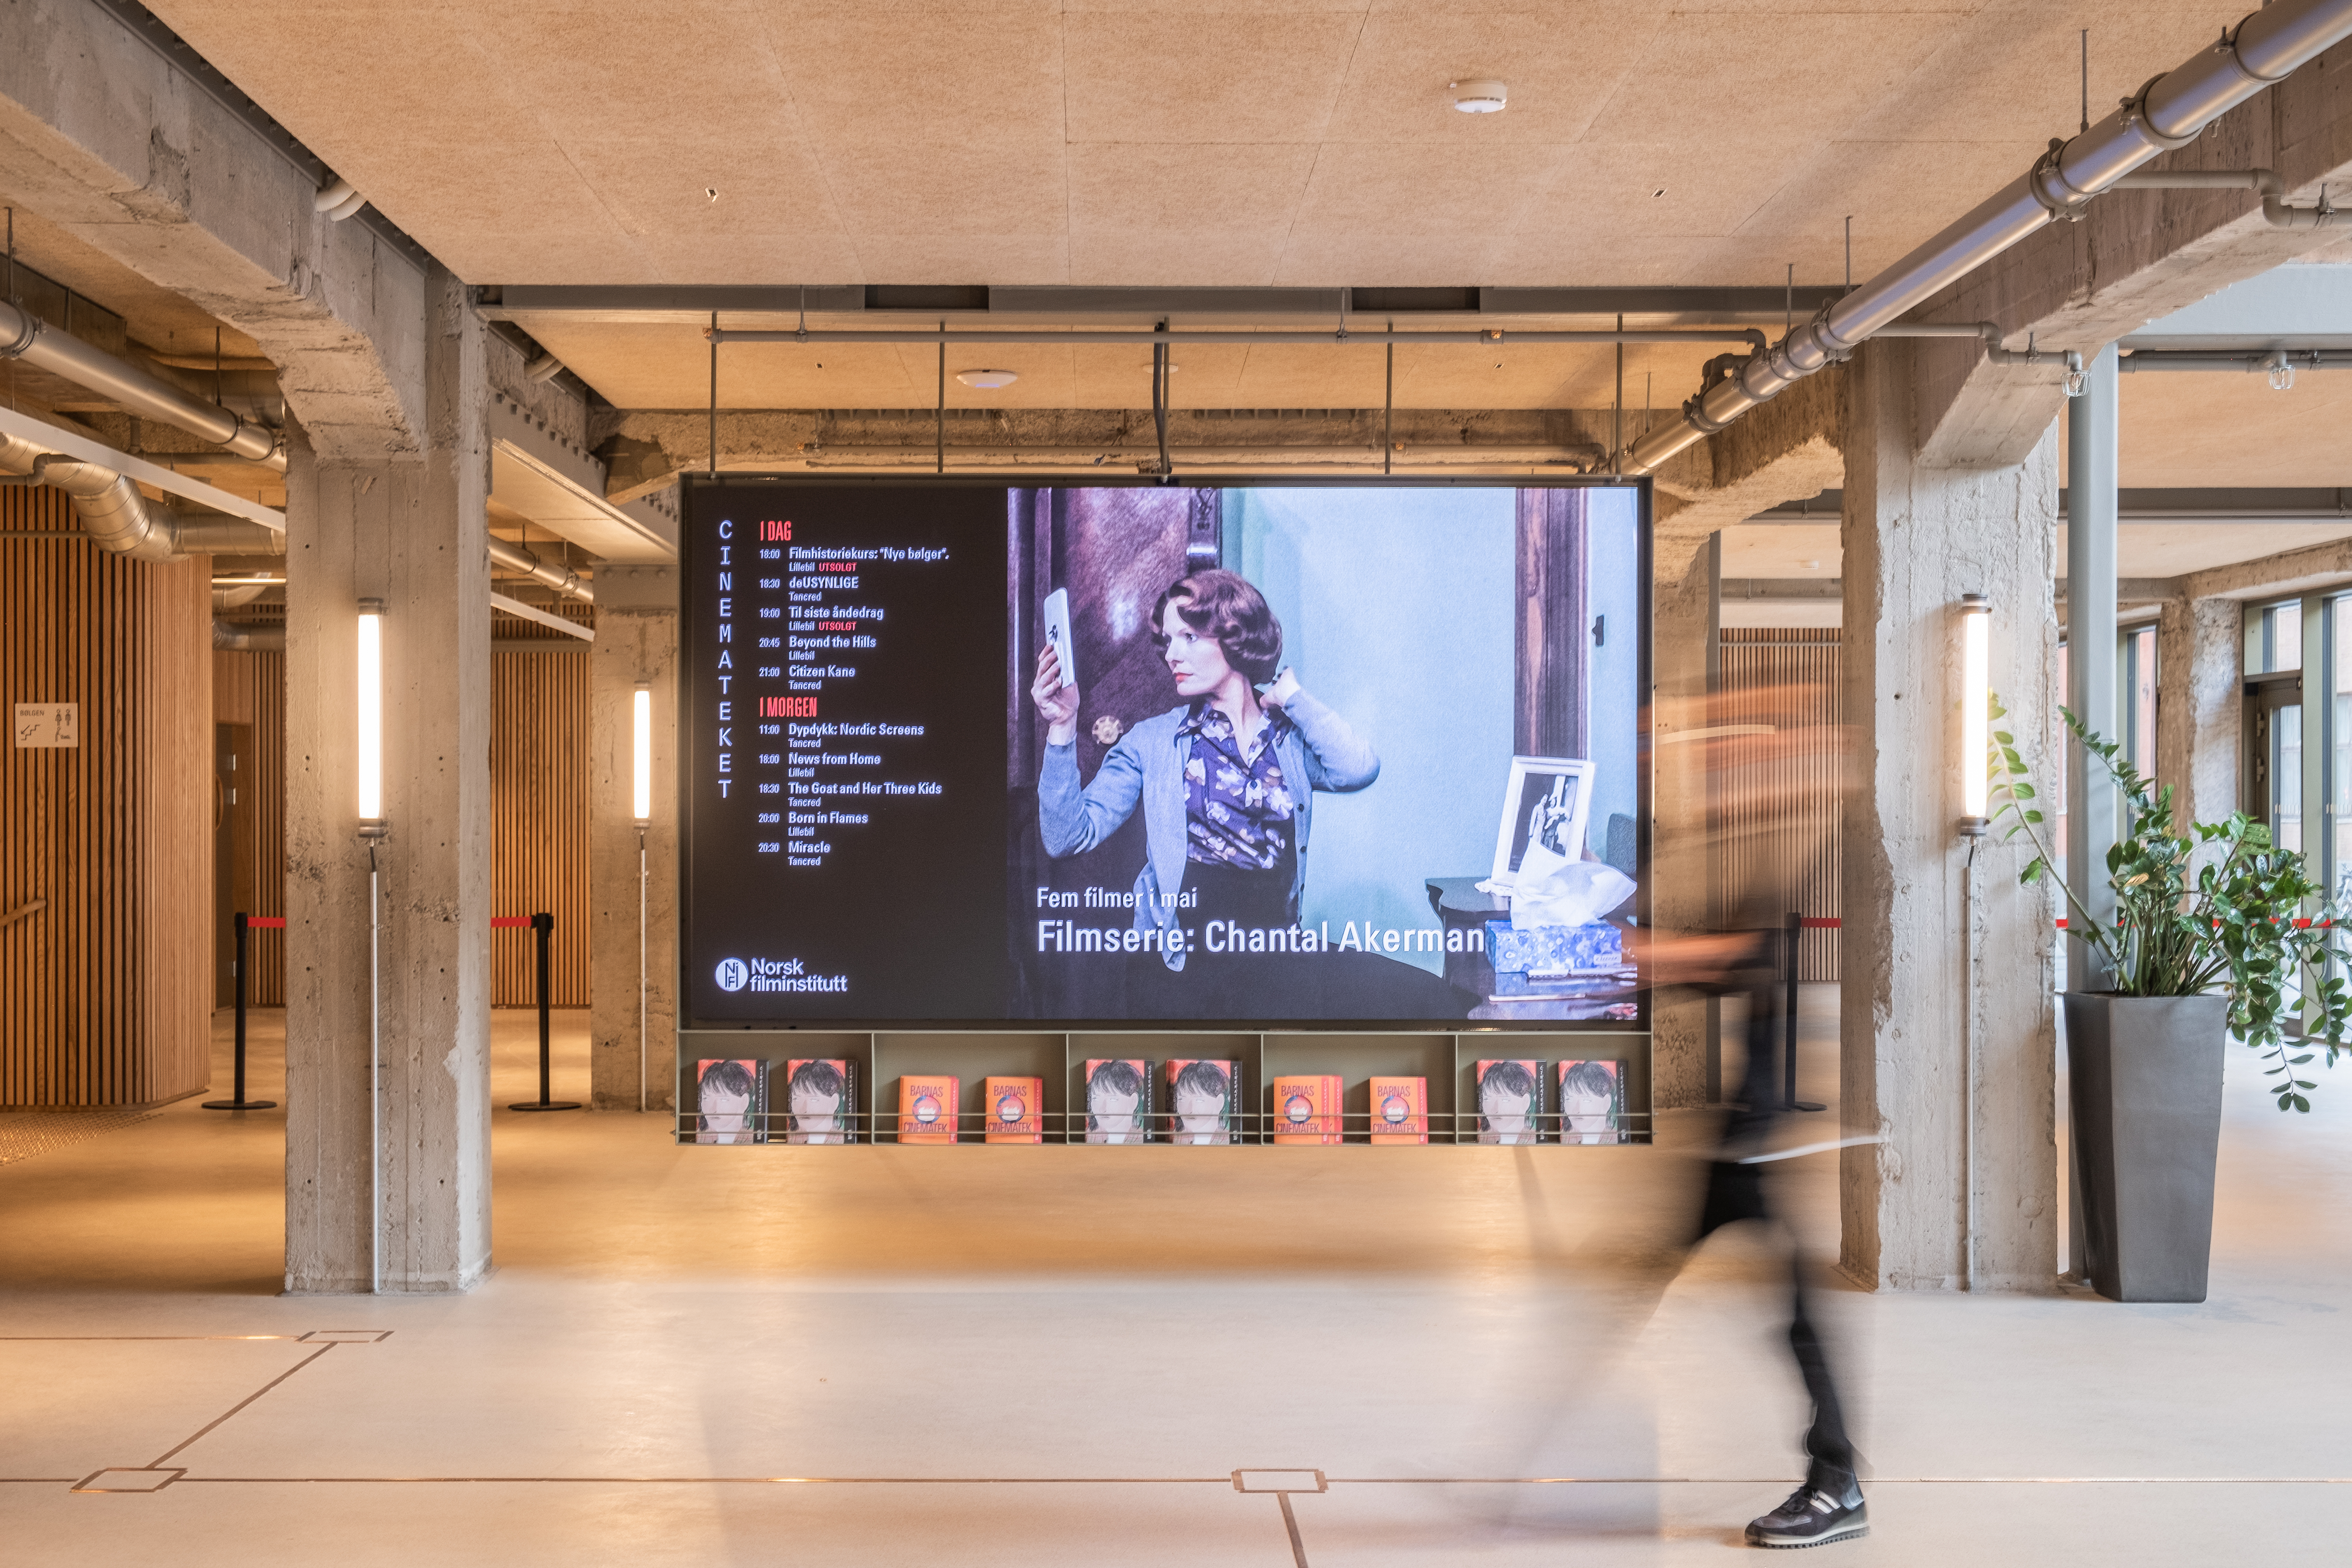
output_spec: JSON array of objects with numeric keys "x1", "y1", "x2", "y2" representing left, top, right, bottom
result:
[{"x1": 1985, "y1": 702, "x2": 2346, "y2": 1302}]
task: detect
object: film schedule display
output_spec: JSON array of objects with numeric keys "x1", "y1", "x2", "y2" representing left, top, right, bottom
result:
[{"x1": 684, "y1": 484, "x2": 1008, "y2": 1024}]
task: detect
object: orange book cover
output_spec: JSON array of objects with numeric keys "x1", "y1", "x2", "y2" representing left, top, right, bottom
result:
[
  {"x1": 983, "y1": 1075, "x2": 1044, "y2": 1143},
  {"x1": 896, "y1": 1075, "x2": 960, "y2": 1144},
  {"x1": 1368, "y1": 1076, "x2": 1428, "y2": 1144},
  {"x1": 1271, "y1": 1075, "x2": 1344, "y2": 1144}
]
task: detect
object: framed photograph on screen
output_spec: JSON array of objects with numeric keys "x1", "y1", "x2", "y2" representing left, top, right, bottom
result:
[{"x1": 1489, "y1": 756, "x2": 1595, "y2": 889}]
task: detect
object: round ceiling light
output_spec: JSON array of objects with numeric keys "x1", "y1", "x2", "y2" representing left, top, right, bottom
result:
[
  {"x1": 955, "y1": 369, "x2": 1018, "y2": 389},
  {"x1": 1449, "y1": 79, "x2": 1507, "y2": 113}
]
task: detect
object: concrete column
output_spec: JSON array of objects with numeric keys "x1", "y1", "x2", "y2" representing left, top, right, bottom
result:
[
  {"x1": 2065, "y1": 346, "x2": 2120, "y2": 992},
  {"x1": 1840, "y1": 337, "x2": 2060, "y2": 1293},
  {"x1": 284, "y1": 267, "x2": 492, "y2": 1294},
  {"x1": 1648, "y1": 539, "x2": 1717, "y2": 1109},
  {"x1": 2154, "y1": 595, "x2": 2243, "y2": 831},
  {"x1": 590, "y1": 566, "x2": 679, "y2": 1113}
]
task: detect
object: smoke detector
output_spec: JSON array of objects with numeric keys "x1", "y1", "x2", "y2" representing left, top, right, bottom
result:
[
  {"x1": 1449, "y1": 80, "x2": 1508, "y2": 113},
  {"x1": 955, "y1": 369, "x2": 1019, "y2": 389}
]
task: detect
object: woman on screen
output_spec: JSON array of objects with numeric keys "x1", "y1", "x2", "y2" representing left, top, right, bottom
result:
[{"x1": 1031, "y1": 570, "x2": 1377, "y2": 999}]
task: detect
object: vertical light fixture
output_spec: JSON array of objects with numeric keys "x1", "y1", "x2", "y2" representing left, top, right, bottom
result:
[
  {"x1": 356, "y1": 599, "x2": 386, "y2": 832},
  {"x1": 355, "y1": 597, "x2": 386, "y2": 1294},
  {"x1": 633, "y1": 683, "x2": 652, "y2": 1114},
  {"x1": 632, "y1": 685, "x2": 654, "y2": 825},
  {"x1": 1958, "y1": 595, "x2": 1991, "y2": 835}
]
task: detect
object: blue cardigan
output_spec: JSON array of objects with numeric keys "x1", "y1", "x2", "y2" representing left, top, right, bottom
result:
[{"x1": 1037, "y1": 692, "x2": 1379, "y2": 969}]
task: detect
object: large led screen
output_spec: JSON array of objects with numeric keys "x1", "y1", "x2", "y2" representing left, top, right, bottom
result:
[{"x1": 681, "y1": 480, "x2": 1649, "y2": 1030}]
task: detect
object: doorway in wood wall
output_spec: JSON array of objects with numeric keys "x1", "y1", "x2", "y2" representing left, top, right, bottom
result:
[{"x1": 214, "y1": 723, "x2": 255, "y2": 1008}]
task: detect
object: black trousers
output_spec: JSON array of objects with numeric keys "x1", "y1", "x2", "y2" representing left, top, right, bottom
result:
[{"x1": 1689, "y1": 966, "x2": 1855, "y2": 1480}]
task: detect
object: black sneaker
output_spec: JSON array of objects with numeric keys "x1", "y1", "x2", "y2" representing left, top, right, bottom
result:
[{"x1": 1745, "y1": 1474, "x2": 1868, "y2": 1549}]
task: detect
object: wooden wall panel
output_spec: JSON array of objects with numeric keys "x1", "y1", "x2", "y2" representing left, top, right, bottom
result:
[
  {"x1": 1716, "y1": 628, "x2": 1843, "y2": 982},
  {"x1": 2, "y1": 485, "x2": 212, "y2": 1105},
  {"x1": 491, "y1": 650, "x2": 590, "y2": 1006}
]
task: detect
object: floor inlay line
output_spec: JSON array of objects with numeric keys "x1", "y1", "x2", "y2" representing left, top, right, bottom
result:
[{"x1": 146, "y1": 1343, "x2": 340, "y2": 1469}]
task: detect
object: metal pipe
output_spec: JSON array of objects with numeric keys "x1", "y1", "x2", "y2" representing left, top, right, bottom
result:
[
  {"x1": 31, "y1": 455, "x2": 178, "y2": 560},
  {"x1": 2112, "y1": 166, "x2": 2352, "y2": 228},
  {"x1": 0, "y1": 298, "x2": 285, "y2": 469},
  {"x1": 707, "y1": 325, "x2": 1769, "y2": 348},
  {"x1": 5, "y1": 429, "x2": 282, "y2": 559},
  {"x1": 791, "y1": 443, "x2": 1607, "y2": 469},
  {"x1": 1621, "y1": 0, "x2": 2352, "y2": 475},
  {"x1": 2066, "y1": 346, "x2": 2120, "y2": 996},
  {"x1": 2120, "y1": 348, "x2": 2352, "y2": 371},
  {"x1": 488, "y1": 535, "x2": 592, "y2": 602}
]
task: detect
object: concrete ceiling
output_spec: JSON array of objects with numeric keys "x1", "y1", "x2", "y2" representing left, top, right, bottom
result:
[{"x1": 144, "y1": 1, "x2": 2227, "y2": 293}]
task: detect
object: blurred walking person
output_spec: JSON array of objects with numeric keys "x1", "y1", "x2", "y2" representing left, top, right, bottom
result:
[{"x1": 1640, "y1": 685, "x2": 1866, "y2": 1549}]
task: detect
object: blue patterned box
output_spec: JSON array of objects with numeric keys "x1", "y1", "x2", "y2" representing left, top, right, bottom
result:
[{"x1": 1486, "y1": 919, "x2": 1624, "y2": 976}]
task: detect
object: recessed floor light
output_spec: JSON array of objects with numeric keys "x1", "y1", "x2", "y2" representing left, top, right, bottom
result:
[
  {"x1": 956, "y1": 369, "x2": 1018, "y2": 389},
  {"x1": 1450, "y1": 79, "x2": 1507, "y2": 113}
]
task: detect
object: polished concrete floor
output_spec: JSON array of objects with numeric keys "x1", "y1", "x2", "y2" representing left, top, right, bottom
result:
[{"x1": 3, "y1": 996, "x2": 2349, "y2": 1564}]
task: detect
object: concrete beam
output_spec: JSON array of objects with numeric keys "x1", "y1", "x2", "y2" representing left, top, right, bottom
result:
[
  {"x1": 2178, "y1": 533, "x2": 2352, "y2": 602},
  {"x1": 1652, "y1": 368, "x2": 1846, "y2": 576},
  {"x1": 0, "y1": 0, "x2": 425, "y2": 456},
  {"x1": 1915, "y1": 38, "x2": 2352, "y2": 467}
]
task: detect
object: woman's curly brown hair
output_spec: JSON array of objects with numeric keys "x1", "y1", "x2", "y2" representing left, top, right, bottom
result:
[{"x1": 1149, "y1": 570, "x2": 1284, "y2": 685}]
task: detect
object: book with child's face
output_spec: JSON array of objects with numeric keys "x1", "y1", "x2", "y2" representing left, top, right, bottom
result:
[
  {"x1": 1164, "y1": 1059, "x2": 1237, "y2": 1144},
  {"x1": 1271, "y1": 1075, "x2": 1344, "y2": 1145},
  {"x1": 1557, "y1": 1060, "x2": 1625, "y2": 1145},
  {"x1": 984, "y1": 1075, "x2": 1045, "y2": 1144},
  {"x1": 1083, "y1": 1059, "x2": 1152, "y2": 1144},
  {"x1": 783, "y1": 1058, "x2": 854, "y2": 1144},
  {"x1": 896, "y1": 1074, "x2": 960, "y2": 1145},
  {"x1": 1474, "y1": 1059, "x2": 1543, "y2": 1145},
  {"x1": 694, "y1": 1058, "x2": 767, "y2": 1145},
  {"x1": 1367, "y1": 1076, "x2": 1428, "y2": 1145}
]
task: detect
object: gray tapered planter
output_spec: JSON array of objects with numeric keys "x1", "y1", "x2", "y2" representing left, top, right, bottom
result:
[{"x1": 2063, "y1": 992, "x2": 2229, "y2": 1303}]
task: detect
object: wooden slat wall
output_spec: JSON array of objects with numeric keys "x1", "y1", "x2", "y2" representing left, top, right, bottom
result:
[
  {"x1": 1716, "y1": 628, "x2": 1843, "y2": 982},
  {"x1": 2, "y1": 485, "x2": 212, "y2": 1105},
  {"x1": 213, "y1": 648, "x2": 288, "y2": 1004},
  {"x1": 491, "y1": 649, "x2": 590, "y2": 1006}
]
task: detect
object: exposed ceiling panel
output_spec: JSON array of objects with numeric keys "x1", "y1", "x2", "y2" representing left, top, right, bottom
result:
[{"x1": 139, "y1": 2, "x2": 2230, "y2": 291}]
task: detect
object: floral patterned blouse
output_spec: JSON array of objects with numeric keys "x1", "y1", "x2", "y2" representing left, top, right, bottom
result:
[{"x1": 1179, "y1": 703, "x2": 1297, "y2": 871}]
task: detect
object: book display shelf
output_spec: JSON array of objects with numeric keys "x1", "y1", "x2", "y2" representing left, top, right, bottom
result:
[{"x1": 676, "y1": 1032, "x2": 1652, "y2": 1147}]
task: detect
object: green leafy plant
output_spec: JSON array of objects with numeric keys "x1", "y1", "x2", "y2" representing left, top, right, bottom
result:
[{"x1": 1985, "y1": 698, "x2": 2346, "y2": 1112}]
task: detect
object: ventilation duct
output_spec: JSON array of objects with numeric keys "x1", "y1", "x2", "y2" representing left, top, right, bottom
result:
[
  {"x1": 314, "y1": 177, "x2": 369, "y2": 222},
  {"x1": 0, "y1": 299, "x2": 285, "y2": 470},
  {"x1": 2, "y1": 429, "x2": 284, "y2": 560},
  {"x1": 1623, "y1": 0, "x2": 2352, "y2": 474},
  {"x1": 490, "y1": 536, "x2": 592, "y2": 603}
]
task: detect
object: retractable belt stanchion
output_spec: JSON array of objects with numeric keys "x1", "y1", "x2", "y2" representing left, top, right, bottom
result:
[
  {"x1": 204, "y1": 912, "x2": 277, "y2": 1111},
  {"x1": 510, "y1": 910, "x2": 581, "y2": 1112},
  {"x1": 1784, "y1": 910, "x2": 1824, "y2": 1113}
]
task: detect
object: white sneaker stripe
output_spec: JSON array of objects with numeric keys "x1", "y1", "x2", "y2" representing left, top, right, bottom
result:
[{"x1": 1809, "y1": 1492, "x2": 1837, "y2": 1513}]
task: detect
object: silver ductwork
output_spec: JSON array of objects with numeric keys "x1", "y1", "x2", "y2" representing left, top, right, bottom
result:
[
  {"x1": 489, "y1": 535, "x2": 593, "y2": 602},
  {"x1": 0, "y1": 298, "x2": 286, "y2": 471},
  {"x1": 3, "y1": 428, "x2": 286, "y2": 560},
  {"x1": 33, "y1": 454, "x2": 181, "y2": 560},
  {"x1": 1623, "y1": 0, "x2": 2352, "y2": 475}
]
